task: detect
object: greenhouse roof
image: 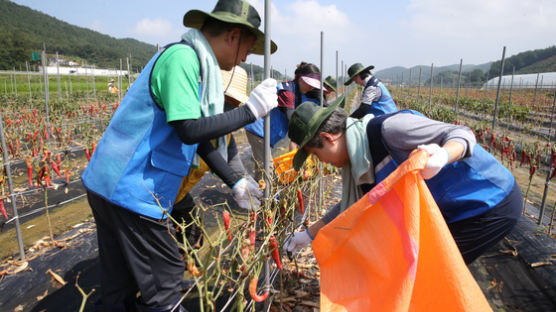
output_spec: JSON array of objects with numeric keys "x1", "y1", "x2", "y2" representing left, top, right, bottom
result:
[{"x1": 484, "y1": 72, "x2": 556, "y2": 89}]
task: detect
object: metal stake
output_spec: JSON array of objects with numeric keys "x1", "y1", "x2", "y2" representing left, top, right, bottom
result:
[
  {"x1": 41, "y1": 50, "x2": 50, "y2": 125},
  {"x1": 538, "y1": 86, "x2": 556, "y2": 225},
  {"x1": 56, "y1": 52, "x2": 62, "y2": 99},
  {"x1": 455, "y1": 59, "x2": 463, "y2": 115},
  {"x1": 26, "y1": 61, "x2": 32, "y2": 104},
  {"x1": 0, "y1": 113, "x2": 25, "y2": 260},
  {"x1": 417, "y1": 67, "x2": 422, "y2": 99},
  {"x1": 429, "y1": 63, "x2": 434, "y2": 110},
  {"x1": 263, "y1": 0, "x2": 272, "y2": 309},
  {"x1": 492, "y1": 46, "x2": 506, "y2": 130}
]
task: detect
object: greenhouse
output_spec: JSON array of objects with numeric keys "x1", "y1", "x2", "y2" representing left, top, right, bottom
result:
[{"x1": 484, "y1": 72, "x2": 556, "y2": 89}]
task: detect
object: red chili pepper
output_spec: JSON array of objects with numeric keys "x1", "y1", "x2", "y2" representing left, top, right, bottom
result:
[
  {"x1": 65, "y1": 167, "x2": 70, "y2": 184},
  {"x1": 249, "y1": 277, "x2": 269, "y2": 302},
  {"x1": 9, "y1": 142, "x2": 14, "y2": 157},
  {"x1": 32, "y1": 129, "x2": 39, "y2": 141},
  {"x1": 91, "y1": 142, "x2": 96, "y2": 155},
  {"x1": 57, "y1": 154, "x2": 61, "y2": 169},
  {"x1": 51, "y1": 161, "x2": 62, "y2": 178},
  {"x1": 297, "y1": 189, "x2": 304, "y2": 214},
  {"x1": 269, "y1": 236, "x2": 282, "y2": 270},
  {"x1": 0, "y1": 198, "x2": 7, "y2": 220},
  {"x1": 529, "y1": 165, "x2": 537, "y2": 179},
  {"x1": 550, "y1": 167, "x2": 556, "y2": 181},
  {"x1": 26, "y1": 157, "x2": 33, "y2": 187},
  {"x1": 222, "y1": 211, "x2": 232, "y2": 241},
  {"x1": 43, "y1": 165, "x2": 51, "y2": 187},
  {"x1": 249, "y1": 230, "x2": 256, "y2": 246},
  {"x1": 241, "y1": 245, "x2": 250, "y2": 262},
  {"x1": 39, "y1": 136, "x2": 44, "y2": 153},
  {"x1": 44, "y1": 124, "x2": 49, "y2": 141},
  {"x1": 85, "y1": 148, "x2": 91, "y2": 162}
]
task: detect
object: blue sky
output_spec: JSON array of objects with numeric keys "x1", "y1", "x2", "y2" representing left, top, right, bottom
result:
[{"x1": 11, "y1": 0, "x2": 556, "y2": 77}]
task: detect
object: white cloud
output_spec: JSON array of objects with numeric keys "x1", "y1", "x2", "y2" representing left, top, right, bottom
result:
[
  {"x1": 407, "y1": 0, "x2": 556, "y2": 41},
  {"x1": 131, "y1": 17, "x2": 184, "y2": 46},
  {"x1": 133, "y1": 18, "x2": 175, "y2": 37},
  {"x1": 246, "y1": 0, "x2": 360, "y2": 76},
  {"x1": 90, "y1": 20, "x2": 103, "y2": 33},
  {"x1": 392, "y1": 0, "x2": 556, "y2": 67}
]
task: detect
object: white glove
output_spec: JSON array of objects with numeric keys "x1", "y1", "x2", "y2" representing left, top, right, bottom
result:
[
  {"x1": 245, "y1": 78, "x2": 278, "y2": 119},
  {"x1": 283, "y1": 230, "x2": 313, "y2": 256},
  {"x1": 232, "y1": 177, "x2": 263, "y2": 210},
  {"x1": 418, "y1": 143, "x2": 450, "y2": 179}
]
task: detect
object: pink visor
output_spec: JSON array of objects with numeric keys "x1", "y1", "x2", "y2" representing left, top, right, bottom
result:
[{"x1": 299, "y1": 74, "x2": 328, "y2": 92}]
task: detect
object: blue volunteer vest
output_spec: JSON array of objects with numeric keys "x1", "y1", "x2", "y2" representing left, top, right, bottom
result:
[
  {"x1": 245, "y1": 80, "x2": 319, "y2": 147},
  {"x1": 82, "y1": 43, "x2": 199, "y2": 219},
  {"x1": 366, "y1": 110, "x2": 515, "y2": 223},
  {"x1": 364, "y1": 76, "x2": 398, "y2": 116}
]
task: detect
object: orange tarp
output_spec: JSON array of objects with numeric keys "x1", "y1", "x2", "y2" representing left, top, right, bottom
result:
[{"x1": 312, "y1": 150, "x2": 491, "y2": 311}]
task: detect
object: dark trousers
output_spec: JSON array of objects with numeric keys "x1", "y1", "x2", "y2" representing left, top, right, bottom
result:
[
  {"x1": 87, "y1": 191, "x2": 184, "y2": 311},
  {"x1": 448, "y1": 181, "x2": 523, "y2": 264}
]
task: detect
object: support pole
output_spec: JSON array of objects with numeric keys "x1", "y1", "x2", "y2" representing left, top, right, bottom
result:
[
  {"x1": 318, "y1": 31, "x2": 324, "y2": 213},
  {"x1": 56, "y1": 52, "x2": 62, "y2": 99},
  {"x1": 455, "y1": 59, "x2": 463, "y2": 115},
  {"x1": 335, "y1": 50, "x2": 338, "y2": 100},
  {"x1": 0, "y1": 113, "x2": 25, "y2": 260},
  {"x1": 26, "y1": 61, "x2": 32, "y2": 104},
  {"x1": 492, "y1": 46, "x2": 506, "y2": 130},
  {"x1": 538, "y1": 86, "x2": 556, "y2": 225},
  {"x1": 428, "y1": 63, "x2": 434, "y2": 110},
  {"x1": 417, "y1": 67, "x2": 422, "y2": 99},
  {"x1": 508, "y1": 67, "x2": 515, "y2": 108},
  {"x1": 119, "y1": 59, "x2": 123, "y2": 102},
  {"x1": 41, "y1": 50, "x2": 50, "y2": 125},
  {"x1": 263, "y1": 0, "x2": 272, "y2": 310}
]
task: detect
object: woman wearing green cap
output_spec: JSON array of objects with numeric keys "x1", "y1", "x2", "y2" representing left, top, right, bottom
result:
[
  {"x1": 244, "y1": 62, "x2": 327, "y2": 181},
  {"x1": 345, "y1": 62, "x2": 398, "y2": 118},
  {"x1": 81, "y1": 1, "x2": 277, "y2": 310},
  {"x1": 284, "y1": 98, "x2": 522, "y2": 266}
]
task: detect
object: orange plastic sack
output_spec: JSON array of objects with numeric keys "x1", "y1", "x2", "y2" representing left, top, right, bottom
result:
[{"x1": 312, "y1": 150, "x2": 491, "y2": 312}]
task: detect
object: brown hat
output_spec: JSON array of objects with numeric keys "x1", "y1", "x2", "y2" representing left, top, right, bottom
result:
[
  {"x1": 183, "y1": 0, "x2": 277, "y2": 55},
  {"x1": 221, "y1": 65, "x2": 249, "y2": 105}
]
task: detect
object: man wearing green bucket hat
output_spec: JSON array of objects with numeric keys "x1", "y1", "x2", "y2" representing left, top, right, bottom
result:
[
  {"x1": 283, "y1": 98, "x2": 522, "y2": 267},
  {"x1": 82, "y1": 1, "x2": 277, "y2": 310},
  {"x1": 345, "y1": 62, "x2": 397, "y2": 118}
]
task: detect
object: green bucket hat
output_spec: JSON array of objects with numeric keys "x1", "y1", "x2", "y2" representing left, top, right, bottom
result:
[
  {"x1": 324, "y1": 76, "x2": 337, "y2": 93},
  {"x1": 344, "y1": 63, "x2": 374, "y2": 85},
  {"x1": 289, "y1": 94, "x2": 345, "y2": 170},
  {"x1": 183, "y1": 0, "x2": 277, "y2": 55}
]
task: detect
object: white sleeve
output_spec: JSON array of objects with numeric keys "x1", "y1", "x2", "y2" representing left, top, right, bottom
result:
[{"x1": 361, "y1": 85, "x2": 382, "y2": 104}]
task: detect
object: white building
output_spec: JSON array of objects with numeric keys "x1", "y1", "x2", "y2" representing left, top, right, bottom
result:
[{"x1": 40, "y1": 66, "x2": 130, "y2": 77}]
